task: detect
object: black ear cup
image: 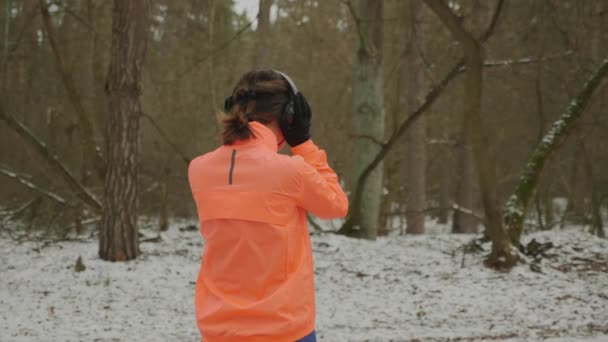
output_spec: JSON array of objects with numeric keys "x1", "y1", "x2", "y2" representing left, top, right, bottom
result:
[
  {"x1": 283, "y1": 100, "x2": 295, "y2": 125},
  {"x1": 224, "y1": 96, "x2": 234, "y2": 112}
]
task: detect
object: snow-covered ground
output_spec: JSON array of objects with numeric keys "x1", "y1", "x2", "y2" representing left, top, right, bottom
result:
[{"x1": 1, "y1": 219, "x2": 606, "y2": 341}]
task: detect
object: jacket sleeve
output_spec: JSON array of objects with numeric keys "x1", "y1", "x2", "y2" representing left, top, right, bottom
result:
[{"x1": 291, "y1": 140, "x2": 349, "y2": 219}]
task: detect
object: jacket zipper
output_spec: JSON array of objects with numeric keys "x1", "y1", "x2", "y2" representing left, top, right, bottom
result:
[{"x1": 228, "y1": 149, "x2": 237, "y2": 185}]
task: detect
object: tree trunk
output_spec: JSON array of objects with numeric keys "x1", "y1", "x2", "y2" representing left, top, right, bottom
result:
[
  {"x1": 2, "y1": 0, "x2": 10, "y2": 96},
  {"x1": 207, "y1": 0, "x2": 216, "y2": 110},
  {"x1": 504, "y1": 57, "x2": 608, "y2": 245},
  {"x1": 438, "y1": 156, "x2": 451, "y2": 224},
  {"x1": 452, "y1": 0, "x2": 493, "y2": 235},
  {"x1": 99, "y1": 0, "x2": 150, "y2": 262},
  {"x1": 89, "y1": 0, "x2": 109, "y2": 156},
  {"x1": 405, "y1": 1, "x2": 426, "y2": 235},
  {"x1": 582, "y1": 143, "x2": 604, "y2": 238},
  {"x1": 424, "y1": 0, "x2": 517, "y2": 269},
  {"x1": 253, "y1": 0, "x2": 271, "y2": 69},
  {"x1": 452, "y1": 138, "x2": 478, "y2": 233},
  {"x1": 564, "y1": 144, "x2": 587, "y2": 224},
  {"x1": 347, "y1": 0, "x2": 384, "y2": 239}
]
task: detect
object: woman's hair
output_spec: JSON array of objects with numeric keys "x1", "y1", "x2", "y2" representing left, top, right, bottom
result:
[{"x1": 219, "y1": 70, "x2": 289, "y2": 145}]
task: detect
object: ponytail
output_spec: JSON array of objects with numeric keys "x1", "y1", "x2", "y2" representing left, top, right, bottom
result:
[{"x1": 218, "y1": 104, "x2": 254, "y2": 145}]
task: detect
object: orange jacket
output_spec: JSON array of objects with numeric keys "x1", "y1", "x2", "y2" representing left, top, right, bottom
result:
[{"x1": 188, "y1": 121, "x2": 348, "y2": 341}]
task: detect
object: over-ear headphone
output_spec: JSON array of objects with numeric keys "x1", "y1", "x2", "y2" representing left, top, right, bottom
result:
[{"x1": 223, "y1": 70, "x2": 299, "y2": 124}]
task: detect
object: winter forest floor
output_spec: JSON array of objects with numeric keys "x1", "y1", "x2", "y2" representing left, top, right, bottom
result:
[{"x1": 1, "y1": 219, "x2": 607, "y2": 342}]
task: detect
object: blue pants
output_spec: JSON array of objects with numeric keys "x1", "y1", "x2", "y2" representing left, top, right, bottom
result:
[{"x1": 297, "y1": 330, "x2": 317, "y2": 342}]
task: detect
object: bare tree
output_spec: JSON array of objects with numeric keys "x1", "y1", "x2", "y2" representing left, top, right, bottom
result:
[
  {"x1": 452, "y1": 0, "x2": 494, "y2": 235},
  {"x1": 423, "y1": 0, "x2": 518, "y2": 269},
  {"x1": 99, "y1": 0, "x2": 150, "y2": 262}
]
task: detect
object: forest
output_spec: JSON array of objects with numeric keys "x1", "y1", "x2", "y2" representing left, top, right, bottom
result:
[{"x1": 1, "y1": 0, "x2": 607, "y2": 341}]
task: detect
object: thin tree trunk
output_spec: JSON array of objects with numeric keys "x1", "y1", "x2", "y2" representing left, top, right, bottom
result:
[
  {"x1": 424, "y1": 0, "x2": 517, "y2": 269},
  {"x1": 207, "y1": 0, "x2": 216, "y2": 110},
  {"x1": 504, "y1": 57, "x2": 608, "y2": 245},
  {"x1": 99, "y1": 0, "x2": 150, "y2": 262},
  {"x1": 582, "y1": 143, "x2": 604, "y2": 238},
  {"x1": 253, "y1": 0, "x2": 271, "y2": 69},
  {"x1": 405, "y1": 1, "x2": 426, "y2": 235},
  {"x1": 438, "y1": 156, "x2": 451, "y2": 224},
  {"x1": 564, "y1": 144, "x2": 586, "y2": 224},
  {"x1": 39, "y1": 0, "x2": 103, "y2": 182},
  {"x1": 452, "y1": 140, "x2": 477, "y2": 233},
  {"x1": 89, "y1": 0, "x2": 108, "y2": 152},
  {"x1": 2, "y1": 0, "x2": 10, "y2": 96}
]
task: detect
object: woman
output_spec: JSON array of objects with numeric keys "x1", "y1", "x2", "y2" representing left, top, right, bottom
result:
[{"x1": 188, "y1": 70, "x2": 348, "y2": 341}]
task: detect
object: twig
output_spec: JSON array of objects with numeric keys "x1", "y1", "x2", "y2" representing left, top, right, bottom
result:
[
  {"x1": 142, "y1": 113, "x2": 191, "y2": 165},
  {"x1": 349, "y1": 133, "x2": 386, "y2": 147},
  {"x1": 165, "y1": 15, "x2": 258, "y2": 83},
  {"x1": 5, "y1": 198, "x2": 39, "y2": 221},
  {"x1": 482, "y1": 50, "x2": 574, "y2": 68}
]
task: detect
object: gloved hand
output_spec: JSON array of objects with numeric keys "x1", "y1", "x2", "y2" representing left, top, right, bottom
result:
[{"x1": 279, "y1": 92, "x2": 312, "y2": 147}]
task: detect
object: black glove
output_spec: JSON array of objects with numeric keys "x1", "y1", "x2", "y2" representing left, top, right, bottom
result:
[{"x1": 279, "y1": 92, "x2": 312, "y2": 147}]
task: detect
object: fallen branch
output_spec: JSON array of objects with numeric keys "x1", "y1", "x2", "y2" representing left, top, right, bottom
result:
[
  {"x1": 0, "y1": 167, "x2": 67, "y2": 205},
  {"x1": 0, "y1": 102, "x2": 102, "y2": 212}
]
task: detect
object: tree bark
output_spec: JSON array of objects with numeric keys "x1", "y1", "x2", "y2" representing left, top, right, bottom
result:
[
  {"x1": 405, "y1": 1, "x2": 426, "y2": 235},
  {"x1": 504, "y1": 57, "x2": 608, "y2": 245},
  {"x1": 424, "y1": 0, "x2": 517, "y2": 269},
  {"x1": 99, "y1": 0, "x2": 150, "y2": 262}
]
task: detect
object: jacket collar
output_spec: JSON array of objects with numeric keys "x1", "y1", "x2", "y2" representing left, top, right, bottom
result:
[{"x1": 231, "y1": 121, "x2": 278, "y2": 152}]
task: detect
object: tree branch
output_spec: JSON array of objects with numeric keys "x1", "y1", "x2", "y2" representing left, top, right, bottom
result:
[
  {"x1": 142, "y1": 113, "x2": 191, "y2": 165},
  {"x1": 0, "y1": 167, "x2": 68, "y2": 205},
  {"x1": 340, "y1": 0, "x2": 367, "y2": 52},
  {"x1": 0, "y1": 102, "x2": 102, "y2": 211}
]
